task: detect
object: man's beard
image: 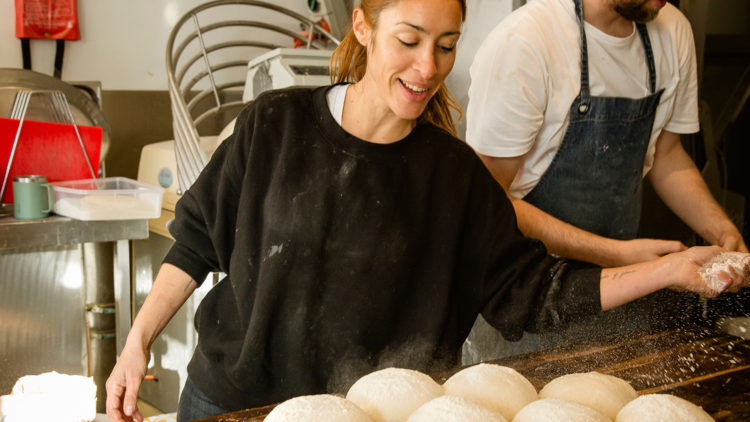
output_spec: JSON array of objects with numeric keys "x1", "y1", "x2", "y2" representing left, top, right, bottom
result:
[{"x1": 612, "y1": 0, "x2": 660, "y2": 23}]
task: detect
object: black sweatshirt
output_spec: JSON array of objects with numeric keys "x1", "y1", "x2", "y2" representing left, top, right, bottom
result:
[{"x1": 164, "y1": 86, "x2": 602, "y2": 411}]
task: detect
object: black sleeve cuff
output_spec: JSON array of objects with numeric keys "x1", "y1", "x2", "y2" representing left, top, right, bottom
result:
[
  {"x1": 557, "y1": 267, "x2": 603, "y2": 323},
  {"x1": 163, "y1": 241, "x2": 213, "y2": 286},
  {"x1": 526, "y1": 265, "x2": 603, "y2": 334}
]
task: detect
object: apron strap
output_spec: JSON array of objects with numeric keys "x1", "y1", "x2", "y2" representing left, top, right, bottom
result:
[
  {"x1": 636, "y1": 23, "x2": 657, "y2": 94},
  {"x1": 574, "y1": 0, "x2": 591, "y2": 114},
  {"x1": 573, "y1": 0, "x2": 659, "y2": 111}
]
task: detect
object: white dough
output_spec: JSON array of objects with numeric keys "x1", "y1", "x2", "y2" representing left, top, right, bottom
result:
[
  {"x1": 346, "y1": 368, "x2": 444, "y2": 422},
  {"x1": 406, "y1": 395, "x2": 508, "y2": 422},
  {"x1": 442, "y1": 364, "x2": 537, "y2": 420},
  {"x1": 539, "y1": 372, "x2": 637, "y2": 420},
  {"x1": 616, "y1": 394, "x2": 714, "y2": 422},
  {"x1": 513, "y1": 398, "x2": 612, "y2": 422},
  {"x1": 698, "y1": 252, "x2": 750, "y2": 292},
  {"x1": 1, "y1": 372, "x2": 97, "y2": 422},
  {"x1": 264, "y1": 394, "x2": 372, "y2": 422}
]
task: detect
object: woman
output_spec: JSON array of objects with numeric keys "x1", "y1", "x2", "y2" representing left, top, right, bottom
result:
[{"x1": 106, "y1": 0, "x2": 747, "y2": 421}]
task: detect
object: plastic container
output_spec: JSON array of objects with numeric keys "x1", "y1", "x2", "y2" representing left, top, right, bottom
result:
[{"x1": 50, "y1": 177, "x2": 164, "y2": 221}]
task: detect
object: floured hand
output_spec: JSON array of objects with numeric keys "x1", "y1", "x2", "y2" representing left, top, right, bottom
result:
[
  {"x1": 698, "y1": 251, "x2": 750, "y2": 293},
  {"x1": 668, "y1": 246, "x2": 744, "y2": 298}
]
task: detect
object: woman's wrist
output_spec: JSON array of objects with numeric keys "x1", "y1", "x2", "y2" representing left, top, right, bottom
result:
[
  {"x1": 600, "y1": 253, "x2": 678, "y2": 310},
  {"x1": 125, "y1": 325, "x2": 154, "y2": 352},
  {"x1": 654, "y1": 250, "x2": 686, "y2": 290}
]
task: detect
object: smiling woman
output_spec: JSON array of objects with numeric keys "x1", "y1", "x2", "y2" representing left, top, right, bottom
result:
[
  {"x1": 104, "y1": 0, "x2": 749, "y2": 421},
  {"x1": 330, "y1": 0, "x2": 466, "y2": 138}
]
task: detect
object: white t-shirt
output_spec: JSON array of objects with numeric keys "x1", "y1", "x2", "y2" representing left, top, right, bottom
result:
[
  {"x1": 466, "y1": 0, "x2": 700, "y2": 198},
  {"x1": 326, "y1": 84, "x2": 349, "y2": 126}
]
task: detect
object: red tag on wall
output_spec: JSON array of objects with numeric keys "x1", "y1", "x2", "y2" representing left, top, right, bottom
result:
[{"x1": 15, "y1": 0, "x2": 80, "y2": 40}]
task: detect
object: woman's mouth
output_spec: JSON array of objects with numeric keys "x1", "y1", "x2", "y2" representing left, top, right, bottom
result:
[{"x1": 398, "y1": 79, "x2": 430, "y2": 102}]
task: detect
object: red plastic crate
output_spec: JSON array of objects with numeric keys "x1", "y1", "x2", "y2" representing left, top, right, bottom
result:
[{"x1": 0, "y1": 117, "x2": 102, "y2": 203}]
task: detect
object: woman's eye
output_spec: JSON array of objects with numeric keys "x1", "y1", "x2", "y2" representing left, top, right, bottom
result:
[
  {"x1": 439, "y1": 45, "x2": 455, "y2": 53},
  {"x1": 399, "y1": 39, "x2": 418, "y2": 47}
]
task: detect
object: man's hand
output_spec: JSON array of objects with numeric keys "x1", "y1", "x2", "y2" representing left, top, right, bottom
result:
[
  {"x1": 610, "y1": 238, "x2": 687, "y2": 267},
  {"x1": 717, "y1": 224, "x2": 749, "y2": 253}
]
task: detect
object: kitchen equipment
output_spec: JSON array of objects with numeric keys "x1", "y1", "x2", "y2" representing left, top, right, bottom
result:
[
  {"x1": 138, "y1": 137, "x2": 219, "y2": 233},
  {"x1": 50, "y1": 177, "x2": 164, "y2": 221},
  {"x1": 12, "y1": 175, "x2": 53, "y2": 219},
  {"x1": 0, "y1": 70, "x2": 116, "y2": 414},
  {"x1": 243, "y1": 48, "x2": 334, "y2": 102},
  {"x1": 0, "y1": 69, "x2": 110, "y2": 164},
  {"x1": 1, "y1": 89, "x2": 102, "y2": 204},
  {"x1": 166, "y1": 0, "x2": 339, "y2": 194},
  {"x1": 0, "y1": 219, "x2": 147, "y2": 413}
]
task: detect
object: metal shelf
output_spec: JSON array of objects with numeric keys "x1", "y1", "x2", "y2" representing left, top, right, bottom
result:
[{"x1": 0, "y1": 214, "x2": 148, "y2": 250}]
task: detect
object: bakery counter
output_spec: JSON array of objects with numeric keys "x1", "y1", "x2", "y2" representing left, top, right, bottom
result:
[
  {"x1": 195, "y1": 326, "x2": 750, "y2": 421},
  {"x1": 0, "y1": 212, "x2": 148, "y2": 354},
  {"x1": 0, "y1": 212, "x2": 148, "y2": 412}
]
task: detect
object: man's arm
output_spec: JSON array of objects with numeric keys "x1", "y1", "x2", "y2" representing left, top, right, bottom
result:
[
  {"x1": 478, "y1": 154, "x2": 686, "y2": 267},
  {"x1": 647, "y1": 129, "x2": 747, "y2": 252}
]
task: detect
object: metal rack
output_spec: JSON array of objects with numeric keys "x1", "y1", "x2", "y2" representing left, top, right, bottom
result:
[
  {"x1": 166, "y1": 0, "x2": 340, "y2": 193},
  {"x1": 1, "y1": 90, "x2": 97, "y2": 201}
]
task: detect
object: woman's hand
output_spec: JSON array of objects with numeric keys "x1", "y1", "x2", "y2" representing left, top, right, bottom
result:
[
  {"x1": 668, "y1": 246, "x2": 748, "y2": 297},
  {"x1": 103, "y1": 264, "x2": 198, "y2": 422},
  {"x1": 600, "y1": 246, "x2": 749, "y2": 311},
  {"x1": 105, "y1": 342, "x2": 150, "y2": 422}
]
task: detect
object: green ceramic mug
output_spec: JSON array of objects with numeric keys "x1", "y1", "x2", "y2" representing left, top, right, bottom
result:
[{"x1": 13, "y1": 175, "x2": 54, "y2": 219}]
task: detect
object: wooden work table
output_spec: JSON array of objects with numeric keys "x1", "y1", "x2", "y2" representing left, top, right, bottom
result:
[{"x1": 196, "y1": 326, "x2": 750, "y2": 421}]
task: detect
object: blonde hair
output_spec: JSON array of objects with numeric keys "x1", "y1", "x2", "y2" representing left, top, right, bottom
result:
[{"x1": 329, "y1": 0, "x2": 467, "y2": 137}]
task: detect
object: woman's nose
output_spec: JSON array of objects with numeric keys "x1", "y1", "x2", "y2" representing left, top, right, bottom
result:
[{"x1": 415, "y1": 49, "x2": 437, "y2": 80}]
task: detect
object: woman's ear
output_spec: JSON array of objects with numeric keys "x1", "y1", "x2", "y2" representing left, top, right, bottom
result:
[{"x1": 352, "y1": 8, "x2": 370, "y2": 47}]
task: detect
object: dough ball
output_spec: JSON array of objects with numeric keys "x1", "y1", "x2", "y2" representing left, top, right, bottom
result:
[
  {"x1": 514, "y1": 398, "x2": 612, "y2": 422},
  {"x1": 442, "y1": 363, "x2": 537, "y2": 420},
  {"x1": 539, "y1": 372, "x2": 637, "y2": 420},
  {"x1": 265, "y1": 394, "x2": 372, "y2": 422},
  {"x1": 616, "y1": 394, "x2": 714, "y2": 422},
  {"x1": 699, "y1": 252, "x2": 750, "y2": 292},
  {"x1": 406, "y1": 395, "x2": 508, "y2": 422},
  {"x1": 346, "y1": 368, "x2": 444, "y2": 422}
]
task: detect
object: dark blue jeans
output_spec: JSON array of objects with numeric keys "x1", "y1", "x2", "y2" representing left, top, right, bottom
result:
[{"x1": 176, "y1": 379, "x2": 229, "y2": 422}]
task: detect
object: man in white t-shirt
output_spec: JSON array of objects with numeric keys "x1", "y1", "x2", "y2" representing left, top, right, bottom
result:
[
  {"x1": 467, "y1": 0, "x2": 746, "y2": 268},
  {"x1": 461, "y1": 0, "x2": 747, "y2": 362}
]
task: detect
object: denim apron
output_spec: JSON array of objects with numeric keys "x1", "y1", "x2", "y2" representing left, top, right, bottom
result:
[
  {"x1": 523, "y1": 0, "x2": 663, "y2": 239},
  {"x1": 463, "y1": 0, "x2": 667, "y2": 364}
]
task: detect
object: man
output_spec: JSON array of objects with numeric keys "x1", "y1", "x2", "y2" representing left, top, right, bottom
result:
[{"x1": 463, "y1": 0, "x2": 747, "y2": 362}]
